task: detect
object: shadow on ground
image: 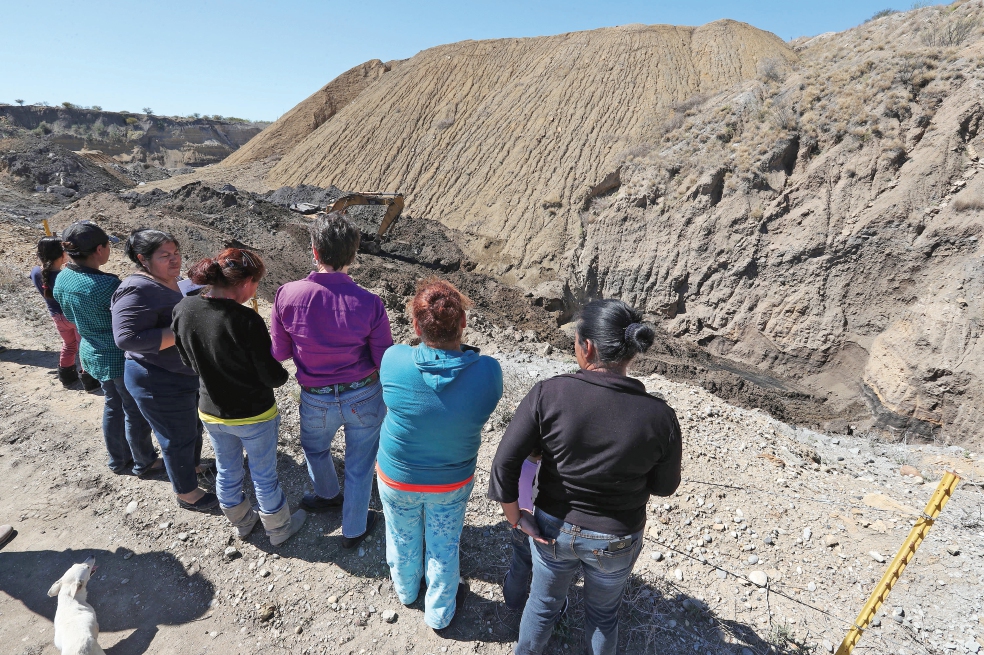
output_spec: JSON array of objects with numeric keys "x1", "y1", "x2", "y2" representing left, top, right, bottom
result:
[
  {"x1": 0, "y1": 347, "x2": 59, "y2": 370},
  {"x1": 0, "y1": 547, "x2": 214, "y2": 655}
]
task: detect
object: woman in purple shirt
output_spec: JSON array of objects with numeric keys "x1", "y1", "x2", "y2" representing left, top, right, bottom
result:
[
  {"x1": 271, "y1": 212, "x2": 393, "y2": 549},
  {"x1": 112, "y1": 229, "x2": 217, "y2": 512}
]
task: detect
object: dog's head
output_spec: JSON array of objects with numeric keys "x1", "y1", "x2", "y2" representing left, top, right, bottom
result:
[{"x1": 47, "y1": 556, "x2": 96, "y2": 599}]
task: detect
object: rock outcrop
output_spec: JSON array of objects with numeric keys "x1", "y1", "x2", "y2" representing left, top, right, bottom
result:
[{"x1": 0, "y1": 105, "x2": 266, "y2": 170}]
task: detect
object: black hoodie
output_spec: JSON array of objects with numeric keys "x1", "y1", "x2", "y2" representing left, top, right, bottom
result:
[{"x1": 488, "y1": 369, "x2": 682, "y2": 535}]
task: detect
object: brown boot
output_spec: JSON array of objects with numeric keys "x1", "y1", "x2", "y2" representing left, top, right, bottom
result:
[
  {"x1": 221, "y1": 499, "x2": 260, "y2": 539},
  {"x1": 259, "y1": 505, "x2": 307, "y2": 546}
]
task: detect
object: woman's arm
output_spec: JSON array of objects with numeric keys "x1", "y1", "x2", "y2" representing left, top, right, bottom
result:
[
  {"x1": 248, "y1": 314, "x2": 290, "y2": 389},
  {"x1": 111, "y1": 283, "x2": 168, "y2": 354},
  {"x1": 269, "y1": 289, "x2": 293, "y2": 362},
  {"x1": 367, "y1": 298, "x2": 394, "y2": 370},
  {"x1": 647, "y1": 408, "x2": 683, "y2": 497},
  {"x1": 488, "y1": 384, "x2": 543, "y2": 508}
]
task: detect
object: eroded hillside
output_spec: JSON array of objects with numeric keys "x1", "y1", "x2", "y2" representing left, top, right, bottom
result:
[{"x1": 150, "y1": 7, "x2": 984, "y2": 444}]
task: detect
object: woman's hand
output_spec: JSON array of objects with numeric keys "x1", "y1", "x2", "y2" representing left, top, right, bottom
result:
[{"x1": 517, "y1": 509, "x2": 554, "y2": 545}]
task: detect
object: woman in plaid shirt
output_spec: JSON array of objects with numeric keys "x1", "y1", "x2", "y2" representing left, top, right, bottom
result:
[{"x1": 53, "y1": 221, "x2": 162, "y2": 477}]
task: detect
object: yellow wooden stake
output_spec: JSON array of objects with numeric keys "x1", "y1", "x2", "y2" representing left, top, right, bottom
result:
[
  {"x1": 835, "y1": 471, "x2": 961, "y2": 655},
  {"x1": 42, "y1": 219, "x2": 52, "y2": 236}
]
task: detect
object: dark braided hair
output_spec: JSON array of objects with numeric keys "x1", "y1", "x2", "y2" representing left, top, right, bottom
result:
[{"x1": 36, "y1": 236, "x2": 64, "y2": 299}]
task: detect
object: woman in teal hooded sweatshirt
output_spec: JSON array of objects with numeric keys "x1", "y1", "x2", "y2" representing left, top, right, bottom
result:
[{"x1": 377, "y1": 278, "x2": 503, "y2": 631}]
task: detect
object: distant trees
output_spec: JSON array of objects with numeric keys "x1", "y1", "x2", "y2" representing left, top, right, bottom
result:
[
  {"x1": 142, "y1": 107, "x2": 154, "y2": 115},
  {"x1": 14, "y1": 99, "x2": 24, "y2": 106}
]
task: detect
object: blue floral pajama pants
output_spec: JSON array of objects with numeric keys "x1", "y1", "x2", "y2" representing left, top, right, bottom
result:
[{"x1": 378, "y1": 479, "x2": 474, "y2": 629}]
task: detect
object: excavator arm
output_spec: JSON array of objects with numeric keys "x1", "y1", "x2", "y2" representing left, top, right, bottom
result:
[{"x1": 329, "y1": 192, "x2": 404, "y2": 239}]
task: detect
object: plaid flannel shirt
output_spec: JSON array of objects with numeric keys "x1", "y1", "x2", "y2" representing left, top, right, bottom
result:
[{"x1": 52, "y1": 264, "x2": 125, "y2": 382}]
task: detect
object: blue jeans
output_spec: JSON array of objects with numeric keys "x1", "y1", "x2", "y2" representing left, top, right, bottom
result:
[
  {"x1": 299, "y1": 381, "x2": 385, "y2": 538},
  {"x1": 205, "y1": 414, "x2": 286, "y2": 514},
  {"x1": 100, "y1": 376, "x2": 157, "y2": 474},
  {"x1": 516, "y1": 510, "x2": 644, "y2": 655},
  {"x1": 124, "y1": 359, "x2": 203, "y2": 494},
  {"x1": 504, "y1": 527, "x2": 534, "y2": 610},
  {"x1": 379, "y1": 480, "x2": 474, "y2": 629}
]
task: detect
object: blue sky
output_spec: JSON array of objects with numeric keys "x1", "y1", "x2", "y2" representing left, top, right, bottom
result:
[{"x1": 1, "y1": 0, "x2": 921, "y2": 121}]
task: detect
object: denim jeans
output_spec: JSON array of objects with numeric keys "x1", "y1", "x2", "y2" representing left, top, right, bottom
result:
[
  {"x1": 124, "y1": 359, "x2": 203, "y2": 494},
  {"x1": 516, "y1": 510, "x2": 644, "y2": 655},
  {"x1": 100, "y1": 376, "x2": 157, "y2": 474},
  {"x1": 379, "y1": 480, "x2": 474, "y2": 629},
  {"x1": 206, "y1": 414, "x2": 286, "y2": 514},
  {"x1": 503, "y1": 526, "x2": 534, "y2": 610},
  {"x1": 299, "y1": 381, "x2": 384, "y2": 538}
]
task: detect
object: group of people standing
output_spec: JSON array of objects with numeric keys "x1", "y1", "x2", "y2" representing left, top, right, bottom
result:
[{"x1": 32, "y1": 212, "x2": 682, "y2": 654}]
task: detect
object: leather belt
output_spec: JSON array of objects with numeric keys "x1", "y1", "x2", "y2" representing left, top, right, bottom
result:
[{"x1": 302, "y1": 371, "x2": 379, "y2": 395}]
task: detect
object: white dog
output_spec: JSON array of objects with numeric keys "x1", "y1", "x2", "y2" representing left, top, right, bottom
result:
[{"x1": 47, "y1": 556, "x2": 104, "y2": 655}]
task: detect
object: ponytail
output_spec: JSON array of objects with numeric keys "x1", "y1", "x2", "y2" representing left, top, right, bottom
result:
[{"x1": 36, "y1": 237, "x2": 64, "y2": 299}]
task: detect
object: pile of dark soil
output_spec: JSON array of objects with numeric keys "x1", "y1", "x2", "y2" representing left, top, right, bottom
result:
[
  {"x1": 263, "y1": 184, "x2": 346, "y2": 209},
  {"x1": 0, "y1": 136, "x2": 129, "y2": 197}
]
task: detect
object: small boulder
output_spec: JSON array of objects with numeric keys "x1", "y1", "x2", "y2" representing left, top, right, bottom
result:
[
  {"x1": 748, "y1": 571, "x2": 768, "y2": 587},
  {"x1": 382, "y1": 609, "x2": 398, "y2": 623}
]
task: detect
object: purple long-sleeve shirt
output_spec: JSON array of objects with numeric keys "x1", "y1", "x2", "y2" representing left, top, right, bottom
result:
[{"x1": 271, "y1": 272, "x2": 393, "y2": 387}]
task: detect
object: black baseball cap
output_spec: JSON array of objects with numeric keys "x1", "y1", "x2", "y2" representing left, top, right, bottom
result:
[{"x1": 61, "y1": 221, "x2": 119, "y2": 256}]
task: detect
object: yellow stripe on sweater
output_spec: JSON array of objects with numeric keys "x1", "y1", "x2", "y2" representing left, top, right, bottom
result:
[{"x1": 199, "y1": 404, "x2": 278, "y2": 426}]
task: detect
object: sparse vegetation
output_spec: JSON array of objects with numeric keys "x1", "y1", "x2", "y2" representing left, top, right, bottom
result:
[
  {"x1": 125, "y1": 117, "x2": 139, "y2": 126},
  {"x1": 920, "y1": 13, "x2": 979, "y2": 47},
  {"x1": 142, "y1": 107, "x2": 154, "y2": 115},
  {"x1": 14, "y1": 99, "x2": 24, "y2": 106},
  {"x1": 61, "y1": 101, "x2": 76, "y2": 109},
  {"x1": 32, "y1": 121, "x2": 52, "y2": 136},
  {"x1": 758, "y1": 57, "x2": 787, "y2": 82},
  {"x1": 868, "y1": 9, "x2": 900, "y2": 22}
]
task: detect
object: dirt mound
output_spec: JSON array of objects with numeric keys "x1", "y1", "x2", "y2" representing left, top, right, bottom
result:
[
  {"x1": 223, "y1": 59, "x2": 393, "y2": 166},
  {"x1": 261, "y1": 21, "x2": 794, "y2": 283}
]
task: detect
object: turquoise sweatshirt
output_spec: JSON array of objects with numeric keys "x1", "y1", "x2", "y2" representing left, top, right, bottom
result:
[{"x1": 378, "y1": 344, "x2": 503, "y2": 486}]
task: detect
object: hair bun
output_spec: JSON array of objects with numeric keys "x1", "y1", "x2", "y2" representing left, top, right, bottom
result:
[{"x1": 625, "y1": 322, "x2": 655, "y2": 354}]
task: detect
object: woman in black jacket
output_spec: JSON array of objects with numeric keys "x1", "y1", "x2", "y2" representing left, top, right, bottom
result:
[
  {"x1": 488, "y1": 299, "x2": 682, "y2": 655},
  {"x1": 172, "y1": 248, "x2": 306, "y2": 546}
]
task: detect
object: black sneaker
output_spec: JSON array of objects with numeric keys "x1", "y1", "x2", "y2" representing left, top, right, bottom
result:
[
  {"x1": 300, "y1": 492, "x2": 344, "y2": 513},
  {"x1": 341, "y1": 509, "x2": 378, "y2": 549},
  {"x1": 177, "y1": 492, "x2": 219, "y2": 512}
]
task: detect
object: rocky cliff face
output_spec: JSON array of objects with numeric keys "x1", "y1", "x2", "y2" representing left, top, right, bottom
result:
[
  {"x1": 0, "y1": 106, "x2": 266, "y2": 170},
  {"x1": 575, "y1": 5, "x2": 984, "y2": 442}
]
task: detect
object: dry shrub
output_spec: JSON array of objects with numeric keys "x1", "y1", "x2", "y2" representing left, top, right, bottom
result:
[
  {"x1": 921, "y1": 14, "x2": 980, "y2": 47},
  {"x1": 952, "y1": 195, "x2": 984, "y2": 212},
  {"x1": 758, "y1": 57, "x2": 787, "y2": 83}
]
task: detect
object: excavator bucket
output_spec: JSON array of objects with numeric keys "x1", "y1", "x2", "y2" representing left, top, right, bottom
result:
[{"x1": 330, "y1": 193, "x2": 404, "y2": 239}]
